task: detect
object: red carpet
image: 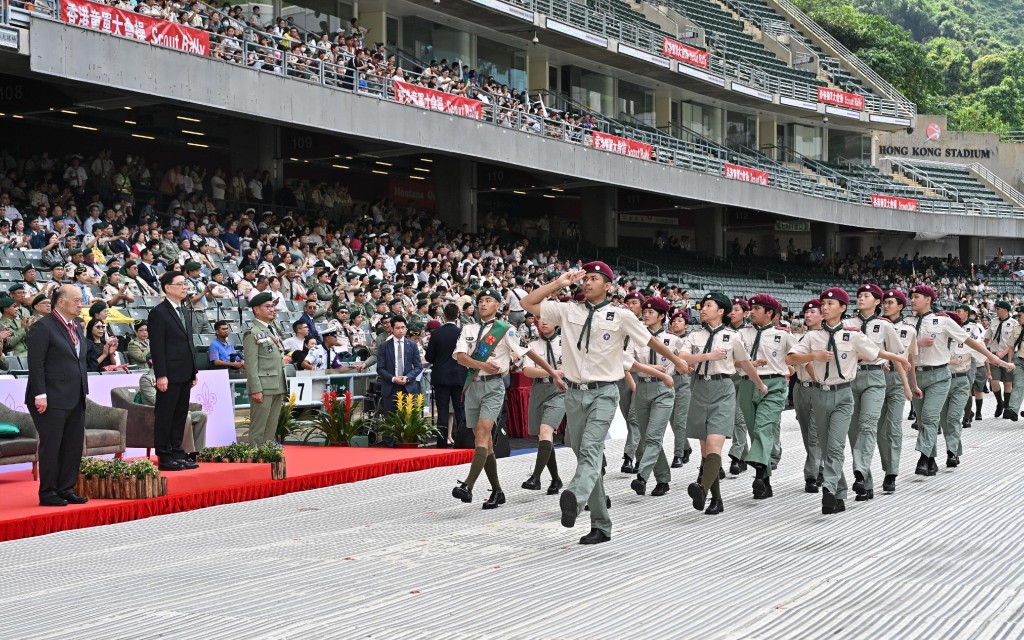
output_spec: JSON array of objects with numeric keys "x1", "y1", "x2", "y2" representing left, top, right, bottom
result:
[{"x1": 0, "y1": 445, "x2": 473, "y2": 543}]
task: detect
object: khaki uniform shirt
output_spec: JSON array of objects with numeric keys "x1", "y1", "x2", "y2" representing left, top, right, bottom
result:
[
  {"x1": 985, "y1": 317, "x2": 1018, "y2": 357},
  {"x1": 964, "y1": 321, "x2": 986, "y2": 364},
  {"x1": 454, "y1": 318, "x2": 530, "y2": 376},
  {"x1": 126, "y1": 338, "x2": 150, "y2": 366},
  {"x1": 739, "y1": 324, "x2": 795, "y2": 376},
  {"x1": 627, "y1": 327, "x2": 685, "y2": 377},
  {"x1": 788, "y1": 324, "x2": 880, "y2": 386},
  {"x1": 539, "y1": 299, "x2": 651, "y2": 383},
  {"x1": 843, "y1": 314, "x2": 904, "y2": 366},
  {"x1": 243, "y1": 318, "x2": 286, "y2": 394},
  {"x1": 528, "y1": 333, "x2": 563, "y2": 370},
  {"x1": 905, "y1": 313, "x2": 969, "y2": 367},
  {"x1": 949, "y1": 333, "x2": 973, "y2": 374},
  {"x1": 893, "y1": 320, "x2": 919, "y2": 362},
  {"x1": 679, "y1": 324, "x2": 749, "y2": 377},
  {"x1": 793, "y1": 332, "x2": 816, "y2": 382}
]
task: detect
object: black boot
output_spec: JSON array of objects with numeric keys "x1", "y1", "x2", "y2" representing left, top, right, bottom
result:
[
  {"x1": 804, "y1": 478, "x2": 819, "y2": 493},
  {"x1": 521, "y1": 476, "x2": 541, "y2": 490},
  {"x1": 704, "y1": 497, "x2": 724, "y2": 515},
  {"x1": 882, "y1": 474, "x2": 896, "y2": 493},
  {"x1": 620, "y1": 455, "x2": 634, "y2": 474},
  {"x1": 852, "y1": 470, "x2": 866, "y2": 496},
  {"x1": 630, "y1": 474, "x2": 647, "y2": 496},
  {"x1": 915, "y1": 454, "x2": 930, "y2": 476},
  {"x1": 946, "y1": 451, "x2": 960, "y2": 468},
  {"x1": 452, "y1": 482, "x2": 472, "y2": 503},
  {"x1": 482, "y1": 490, "x2": 506, "y2": 509},
  {"x1": 927, "y1": 457, "x2": 939, "y2": 476}
]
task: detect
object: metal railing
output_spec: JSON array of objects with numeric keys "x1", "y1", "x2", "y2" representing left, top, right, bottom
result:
[
  {"x1": 615, "y1": 255, "x2": 661, "y2": 278},
  {"x1": 670, "y1": 270, "x2": 723, "y2": 290},
  {"x1": 769, "y1": 0, "x2": 913, "y2": 115},
  {"x1": 967, "y1": 162, "x2": 1024, "y2": 209}
]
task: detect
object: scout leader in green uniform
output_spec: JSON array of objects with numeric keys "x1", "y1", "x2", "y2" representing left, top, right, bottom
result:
[
  {"x1": 876, "y1": 289, "x2": 918, "y2": 494},
  {"x1": 520, "y1": 317, "x2": 566, "y2": 495},
  {"x1": 904, "y1": 285, "x2": 1011, "y2": 478},
  {"x1": 626, "y1": 297, "x2": 687, "y2": 498},
  {"x1": 842, "y1": 284, "x2": 912, "y2": 503},
  {"x1": 787, "y1": 288, "x2": 909, "y2": 515},
  {"x1": 617, "y1": 291, "x2": 645, "y2": 474},
  {"x1": 667, "y1": 309, "x2": 694, "y2": 467},
  {"x1": 727, "y1": 296, "x2": 752, "y2": 476},
  {"x1": 794, "y1": 299, "x2": 824, "y2": 493},
  {"x1": 451, "y1": 288, "x2": 565, "y2": 510},
  {"x1": 521, "y1": 262, "x2": 689, "y2": 545},
  {"x1": 737, "y1": 294, "x2": 795, "y2": 501},
  {"x1": 684, "y1": 292, "x2": 767, "y2": 517},
  {"x1": 243, "y1": 292, "x2": 287, "y2": 445}
]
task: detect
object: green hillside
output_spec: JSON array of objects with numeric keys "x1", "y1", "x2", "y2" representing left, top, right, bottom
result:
[{"x1": 793, "y1": 0, "x2": 1024, "y2": 132}]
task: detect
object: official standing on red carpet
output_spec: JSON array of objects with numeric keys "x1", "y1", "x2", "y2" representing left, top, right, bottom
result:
[
  {"x1": 148, "y1": 271, "x2": 199, "y2": 472},
  {"x1": 25, "y1": 285, "x2": 90, "y2": 506}
]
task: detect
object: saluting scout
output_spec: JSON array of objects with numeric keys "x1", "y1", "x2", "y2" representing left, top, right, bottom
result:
[
  {"x1": 684, "y1": 292, "x2": 767, "y2": 517},
  {"x1": 667, "y1": 309, "x2": 694, "y2": 467},
  {"x1": 876, "y1": 289, "x2": 918, "y2": 494},
  {"x1": 787, "y1": 288, "x2": 908, "y2": 515},
  {"x1": 737, "y1": 294, "x2": 793, "y2": 500},
  {"x1": 842, "y1": 284, "x2": 911, "y2": 503},
  {"x1": 626, "y1": 297, "x2": 685, "y2": 498},
  {"x1": 452, "y1": 287, "x2": 564, "y2": 510},
  {"x1": 793, "y1": 299, "x2": 823, "y2": 494},
  {"x1": 904, "y1": 285, "x2": 1011, "y2": 478},
  {"x1": 520, "y1": 318, "x2": 566, "y2": 495},
  {"x1": 243, "y1": 292, "x2": 287, "y2": 445},
  {"x1": 521, "y1": 262, "x2": 688, "y2": 545}
]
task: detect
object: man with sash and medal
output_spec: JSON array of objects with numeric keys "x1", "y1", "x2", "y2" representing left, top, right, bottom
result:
[
  {"x1": 243, "y1": 292, "x2": 286, "y2": 445},
  {"x1": 522, "y1": 262, "x2": 691, "y2": 545},
  {"x1": 452, "y1": 287, "x2": 565, "y2": 510}
]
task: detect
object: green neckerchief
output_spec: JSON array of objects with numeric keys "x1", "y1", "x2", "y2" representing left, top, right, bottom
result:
[
  {"x1": 857, "y1": 312, "x2": 877, "y2": 333},
  {"x1": 648, "y1": 326, "x2": 664, "y2": 365},
  {"x1": 696, "y1": 324, "x2": 725, "y2": 376},
  {"x1": 994, "y1": 317, "x2": 1006, "y2": 344},
  {"x1": 462, "y1": 318, "x2": 510, "y2": 389},
  {"x1": 577, "y1": 298, "x2": 610, "y2": 352},
  {"x1": 823, "y1": 321, "x2": 846, "y2": 381},
  {"x1": 915, "y1": 310, "x2": 933, "y2": 337},
  {"x1": 750, "y1": 322, "x2": 771, "y2": 360}
]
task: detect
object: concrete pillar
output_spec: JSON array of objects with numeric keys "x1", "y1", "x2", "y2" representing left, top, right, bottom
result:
[
  {"x1": 758, "y1": 115, "x2": 776, "y2": 160},
  {"x1": 527, "y1": 55, "x2": 549, "y2": 93},
  {"x1": 230, "y1": 121, "x2": 281, "y2": 187},
  {"x1": 694, "y1": 206, "x2": 725, "y2": 258},
  {"x1": 358, "y1": 11, "x2": 387, "y2": 45},
  {"x1": 580, "y1": 186, "x2": 617, "y2": 248},
  {"x1": 960, "y1": 235, "x2": 985, "y2": 267},
  {"x1": 434, "y1": 157, "x2": 476, "y2": 232},
  {"x1": 811, "y1": 222, "x2": 838, "y2": 260},
  {"x1": 655, "y1": 91, "x2": 672, "y2": 131}
]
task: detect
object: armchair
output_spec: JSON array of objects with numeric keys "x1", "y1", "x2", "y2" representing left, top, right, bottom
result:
[
  {"x1": 0, "y1": 403, "x2": 39, "y2": 480},
  {"x1": 111, "y1": 386, "x2": 202, "y2": 457},
  {"x1": 84, "y1": 398, "x2": 127, "y2": 458}
]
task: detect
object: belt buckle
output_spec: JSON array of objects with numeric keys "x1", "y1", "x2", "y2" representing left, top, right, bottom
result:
[
  {"x1": 579, "y1": 383, "x2": 589, "y2": 390},
  {"x1": 916, "y1": 366, "x2": 924, "y2": 372},
  {"x1": 801, "y1": 382, "x2": 810, "y2": 388},
  {"x1": 821, "y1": 384, "x2": 831, "y2": 391},
  {"x1": 703, "y1": 375, "x2": 711, "y2": 381}
]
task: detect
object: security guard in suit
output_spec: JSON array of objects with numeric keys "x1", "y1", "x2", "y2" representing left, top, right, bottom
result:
[{"x1": 243, "y1": 292, "x2": 287, "y2": 445}]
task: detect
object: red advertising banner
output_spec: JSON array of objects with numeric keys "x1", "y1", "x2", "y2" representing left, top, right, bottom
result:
[
  {"x1": 62, "y1": 0, "x2": 210, "y2": 55},
  {"x1": 724, "y1": 163, "x2": 769, "y2": 186},
  {"x1": 817, "y1": 87, "x2": 865, "y2": 111},
  {"x1": 393, "y1": 80, "x2": 483, "y2": 120},
  {"x1": 592, "y1": 131, "x2": 653, "y2": 160},
  {"x1": 662, "y1": 37, "x2": 709, "y2": 69},
  {"x1": 871, "y1": 194, "x2": 919, "y2": 211}
]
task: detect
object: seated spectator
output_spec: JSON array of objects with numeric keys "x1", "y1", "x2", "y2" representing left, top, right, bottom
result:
[
  {"x1": 127, "y1": 320, "x2": 150, "y2": 367},
  {"x1": 86, "y1": 318, "x2": 126, "y2": 372},
  {"x1": 283, "y1": 320, "x2": 309, "y2": 353},
  {"x1": 209, "y1": 320, "x2": 245, "y2": 372}
]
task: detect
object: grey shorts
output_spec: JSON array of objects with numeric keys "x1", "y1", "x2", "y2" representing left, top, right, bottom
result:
[
  {"x1": 687, "y1": 377, "x2": 735, "y2": 440},
  {"x1": 528, "y1": 382, "x2": 565, "y2": 435},
  {"x1": 991, "y1": 361, "x2": 1013, "y2": 382},
  {"x1": 465, "y1": 376, "x2": 506, "y2": 426},
  {"x1": 972, "y1": 364, "x2": 987, "y2": 393}
]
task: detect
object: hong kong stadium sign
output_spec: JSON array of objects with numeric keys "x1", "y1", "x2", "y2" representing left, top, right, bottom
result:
[
  {"x1": 62, "y1": 0, "x2": 210, "y2": 55},
  {"x1": 877, "y1": 145, "x2": 993, "y2": 160}
]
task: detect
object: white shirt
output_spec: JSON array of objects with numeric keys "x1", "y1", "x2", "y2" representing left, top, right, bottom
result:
[
  {"x1": 680, "y1": 324, "x2": 749, "y2": 377},
  {"x1": 842, "y1": 314, "x2": 904, "y2": 366},
  {"x1": 539, "y1": 299, "x2": 651, "y2": 383},
  {"x1": 454, "y1": 319, "x2": 530, "y2": 377},
  {"x1": 739, "y1": 323, "x2": 796, "y2": 376},
  {"x1": 788, "y1": 324, "x2": 880, "y2": 386},
  {"x1": 904, "y1": 313, "x2": 969, "y2": 367}
]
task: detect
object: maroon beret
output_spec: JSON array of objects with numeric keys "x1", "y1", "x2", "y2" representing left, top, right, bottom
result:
[
  {"x1": 731, "y1": 296, "x2": 750, "y2": 311},
  {"x1": 748, "y1": 294, "x2": 782, "y2": 314},
  {"x1": 582, "y1": 261, "x2": 613, "y2": 281},
  {"x1": 882, "y1": 289, "x2": 907, "y2": 306},
  {"x1": 857, "y1": 284, "x2": 884, "y2": 299},
  {"x1": 909, "y1": 285, "x2": 936, "y2": 300},
  {"x1": 641, "y1": 297, "x2": 671, "y2": 314},
  {"x1": 821, "y1": 288, "x2": 850, "y2": 305}
]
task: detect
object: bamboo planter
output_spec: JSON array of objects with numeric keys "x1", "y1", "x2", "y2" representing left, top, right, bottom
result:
[
  {"x1": 200, "y1": 457, "x2": 288, "y2": 480},
  {"x1": 75, "y1": 474, "x2": 168, "y2": 500}
]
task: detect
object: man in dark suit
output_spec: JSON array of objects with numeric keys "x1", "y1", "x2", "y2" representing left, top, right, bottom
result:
[
  {"x1": 425, "y1": 304, "x2": 467, "y2": 447},
  {"x1": 298, "y1": 299, "x2": 322, "y2": 344},
  {"x1": 377, "y1": 315, "x2": 423, "y2": 414},
  {"x1": 148, "y1": 271, "x2": 199, "y2": 471},
  {"x1": 138, "y1": 249, "x2": 160, "y2": 291},
  {"x1": 26, "y1": 285, "x2": 90, "y2": 506}
]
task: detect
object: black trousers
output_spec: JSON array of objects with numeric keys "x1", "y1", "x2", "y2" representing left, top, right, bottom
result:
[
  {"x1": 432, "y1": 383, "x2": 465, "y2": 444},
  {"x1": 31, "y1": 395, "x2": 85, "y2": 499},
  {"x1": 155, "y1": 380, "x2": 192, "y2": 461}
]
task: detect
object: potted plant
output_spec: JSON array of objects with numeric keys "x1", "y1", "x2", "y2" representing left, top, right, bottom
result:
[
  {"x1": 76, "y1": 457, "x2": 165, "y2": 499},
  {"x1": 276, "y1": 392, "x2": 304, "y2": 444},
  {"x1": 304, "y1": 390, "x2": 365, "y2": 446},
  {"x1": 382, "y1": 392, "x2": 438, "y2": 448}
]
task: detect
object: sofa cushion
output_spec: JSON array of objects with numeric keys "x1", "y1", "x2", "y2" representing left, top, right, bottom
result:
[
  {"x1": 85, "y1": 429, "x2": 122, "y2": 449},
  {"x1": 0, "y1": 423, "x2": 19, "y2": 438},
  {"x1": 0, "y1": 437, "x2": 37, "y2": 457}
]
